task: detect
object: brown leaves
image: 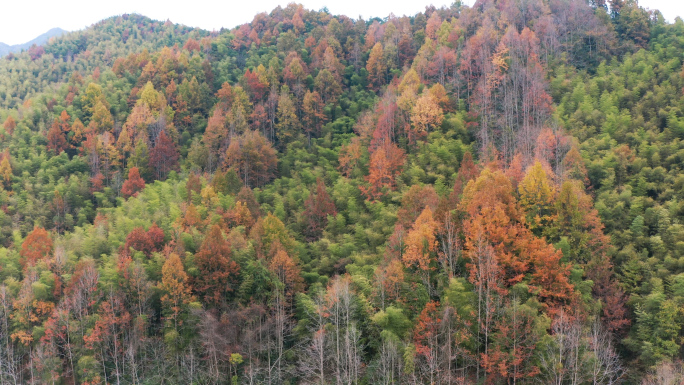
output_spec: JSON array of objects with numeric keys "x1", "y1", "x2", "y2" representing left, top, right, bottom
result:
[
  {"x1": 302, "y1": 178, "x2": 337, "y2": 241},
  {"x1": 461, "y1": 168, "x2": 574, "y2": 312},
  {"x1": 302, "y1": 90, "x2": 327, "y2": 140},
  {"x1": 268, "y1": 241, "x2": 304, "y2": 302},
  {"x1": 194, "y1": 224, "x2": 240, "y2": 306},
  {"x1": 397, "y1": 185, "x2": 439, "y2": 229},
  {"x1": 338, "y1": 137, "x2": 364, "y2": 178},
  {"x1": 47, "y1": 117, "x2": 68, "y2": 154},
  {"x1": 3, "y1": 116, "x2": 16, "y2": 135},
  {"x1": 225, "y1": 130, "x2": 277, "y2": 188},
  {"x1": 360, "y1": 142, "x2": 405, "y2": 201},
  {"x1": 149, "y1": 129, "x2": 179, "y2": 180}
]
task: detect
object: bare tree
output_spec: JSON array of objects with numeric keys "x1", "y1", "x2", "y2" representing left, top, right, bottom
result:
[
  {"x1": 371, "y1": 337, "x2": 403, "y2": 385},
  {"x1": 641, "y1": 361, "x2": 684, "y2": 385},
  {"x1": 589, "y1": 321, "x2": 624, "y2": 385},
  {"x1": 198, "y1": 310, "x2": 229, "y2": 382},
  {"x1": 299, "y1": 295, "x2": 329, "y2": 385},
  {"x1": 439, "y1": 214, "x2": 461, "y2": 279},
  {"x1": 327, "y1": 276, "x2": 362, "y2": 385},
  {"x1": 470, "y1": 233, "x2": 502, "y2": 381},
  {"x1": 66, "y1": 260, "x2": 99, "y2": 340},
  {"x1": 536, "y1": 309, "x2": 586, "y2": 385},
  {"x1": 0, "y1": 286, "x2": 20, "y2": 385}
]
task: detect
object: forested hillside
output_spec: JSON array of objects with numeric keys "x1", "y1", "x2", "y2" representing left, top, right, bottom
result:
[{"x1": 0, "y1": 1, "x2": 680, "y2": 383}]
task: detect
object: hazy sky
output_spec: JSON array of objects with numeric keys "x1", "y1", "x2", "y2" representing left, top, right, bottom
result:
[{"x1": 0, "y1": 0, "x2": 682, "y2": 45}]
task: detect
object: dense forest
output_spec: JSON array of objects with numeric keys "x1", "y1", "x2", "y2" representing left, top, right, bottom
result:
[{"x1": 0, "y1": 0, "x2": 681, "y2": 383}]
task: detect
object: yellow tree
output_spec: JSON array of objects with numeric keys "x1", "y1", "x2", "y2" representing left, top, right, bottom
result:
[
  {"x1": 518, "y1": 161, "x2": 555, "y2": 236},
  {"x1": 82, "y1": 83, "x2": 108, "y2": 119},
  {"x1": 0, "y1": 153, "x2": 12, "y2": 189},
  {"x1": 403, "y1": 207, "x2": 439, "y2": 294},
  {"x1": 138, "y1": 81, "x2": 166, "y2": 112},
  {"x1": 159, "y1": 253, "x2": 194, "y2": 339},
  {"x1": 366, "y1": 43, "x2": 386, "y2": 90},
  {"x1": 399, "y1": 68, "x2": 421, "y2": 94},
  {"x1": 314, "y1": 69, "x2": 342, "y2": 105},
  {"x1": 251, "y1": 213, "x2": 297, "y2": 258},
  {"x1": 410, "y1": 93, "x2": 443, "y2": 143},
  {"x1": 428, "y1": 83, "x2": 450, "y2": 111},
  {"x1": 119, "y1": 103, "x2": 155, "y2": 155},
  {"x1": 88, "y1": 101, "x2": 113, "y2": 133},
  {"x1": 70, "y1": 119, "x2": 86, "y2": 150}
]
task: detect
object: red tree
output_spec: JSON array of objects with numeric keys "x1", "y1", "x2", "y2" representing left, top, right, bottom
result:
[
  {"x1": 123, "y1": 224, "x2": 165, "y2": 257},
  {"x1": 302, "y1": 178, "x2": 337, "y2": 241},
  {"x1": 361, "y1": 142, "x2": 405, "y2": 201},
  {"x1": 193, "y1": 224, "x2": 240, "y2": 306},
  {"x1": 3, "y1": 116, "x2": 16, "y2": 135},
  {"x1": 413, "y1": 301, "x2": 443, "y2": 383},
  {"x1": 121, "y1": 167, "x2": 146, "y2": 198},
  {"x1": 149, "y1": 130, "x2": 179, "y2": 180},
  {"x1": 47, "y1": 118, "x2": 68, "y2": 154},
  {"x1": 484, "y1": 300, "x2": 543, "y2": 382},
  {"x1": 20, "y1": 227, "x2": 53, "y2": 268},
  {"x1": 242, "y1": 68, "x2": 268, "y2": 101}
]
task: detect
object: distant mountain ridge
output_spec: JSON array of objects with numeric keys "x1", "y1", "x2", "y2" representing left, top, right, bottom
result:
[{"x1": 0, "y1": 28, "x2": 67, "y2": 56}]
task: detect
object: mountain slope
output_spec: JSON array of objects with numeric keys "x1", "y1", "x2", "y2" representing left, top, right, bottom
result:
[
  {"x1": 0, "y1": 42, "x2": 10, "y2": 56},
  {"x1": 0, "y1": 27, "x2": 67, "y2": 56}
]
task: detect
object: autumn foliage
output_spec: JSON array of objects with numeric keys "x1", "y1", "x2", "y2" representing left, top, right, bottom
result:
[
  {"x1": 121, "y1": 167, "x2": 146, "y2": 198},
  {"x1": 20, "y1": 226, "x2": 53, "y2": 268},
  {"x1": 193, "y1": 224, "x2": 240, "y2": 305},
  {"x1": 361, "y1": 142, "x2": 405, "y2": 200},
  {"x1": 225, "y1": 130, "x2": 277, "y2": 188},
  {"x1": 302, "y1": 178, "x2": 336, "y2": 241},
  {"x1": 123, "y1": 224, "x2": 165, "y2": 257}
]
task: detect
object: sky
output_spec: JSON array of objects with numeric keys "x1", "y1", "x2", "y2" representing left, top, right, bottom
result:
[{"x1": 0, "y1": 0, "x2": 682, "y2": 45}]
